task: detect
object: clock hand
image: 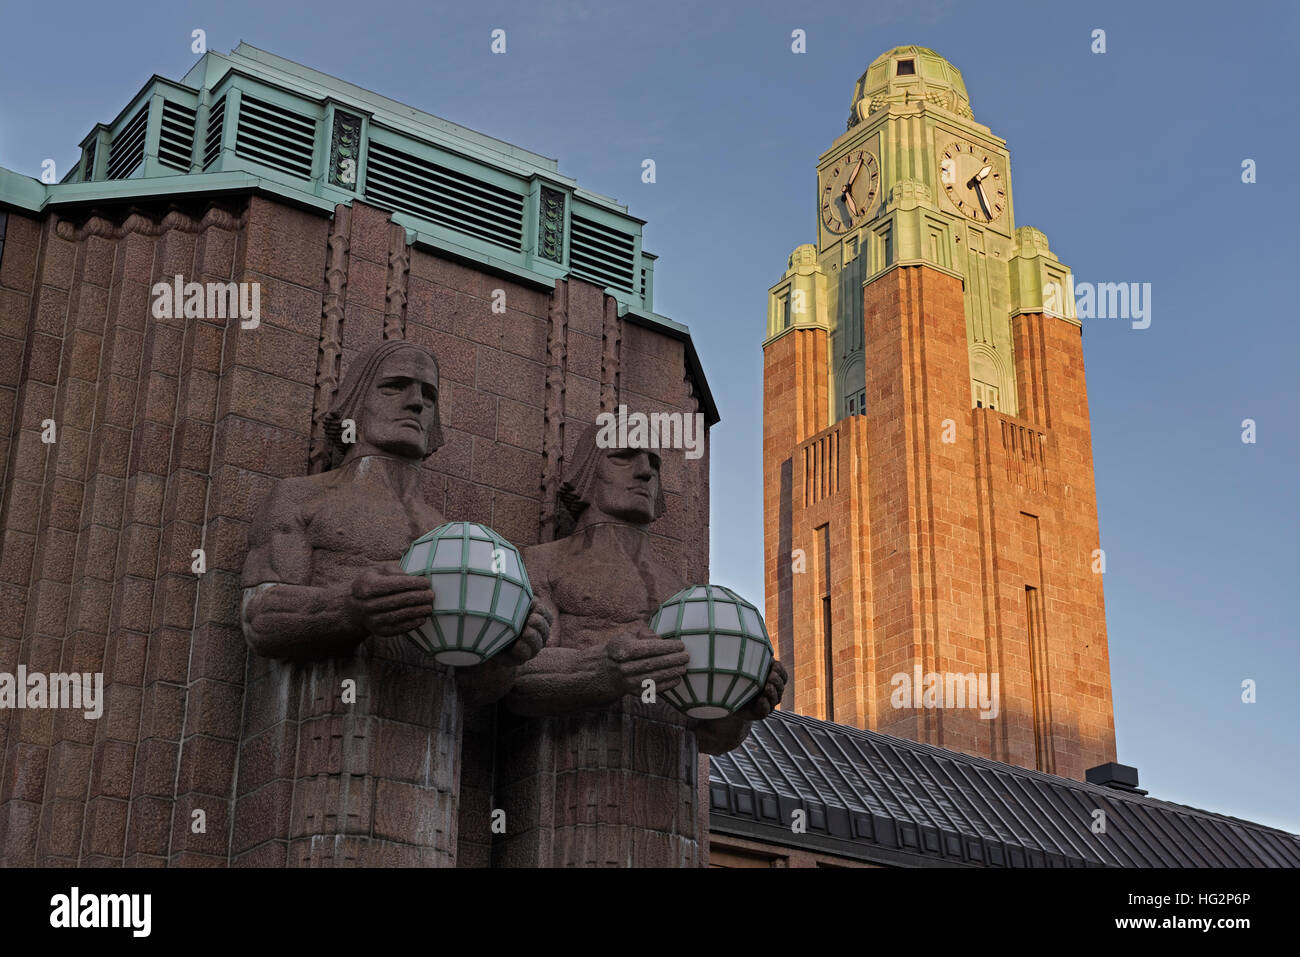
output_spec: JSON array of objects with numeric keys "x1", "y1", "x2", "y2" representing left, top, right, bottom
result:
[
  {"x1": 847, "y1": 158, "x2": 864, "y2": 187},
  {"x1": 842, "y1": 189, "x2": 859, "y2": 218},
  {"x1": 975, "y1": 164, "x2": 992, "y2": 182},
  {"x1": 973, "y1": 180, "x2": 992, "y2": 219}
]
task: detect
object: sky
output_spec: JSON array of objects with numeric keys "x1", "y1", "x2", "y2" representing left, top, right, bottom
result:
[{"x1": 1, "y1": 0, "x2": 1296, "y2": 834}]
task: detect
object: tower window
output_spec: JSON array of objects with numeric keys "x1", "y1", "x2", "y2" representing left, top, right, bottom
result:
[
  {"x1": 896, "y1": 59, "x2": 916, "y2": 76},
  {"x1": 780, "y1": 293, "x2": 791, "y2": 330},
  {"x1": 846, "y1": 389, "x2": 866, "y2": 417},
  {"x1": 973, "y1": 379, "x2": 1000, "y2": 411}
]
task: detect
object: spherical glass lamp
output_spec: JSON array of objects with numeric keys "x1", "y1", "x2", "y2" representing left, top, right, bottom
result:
[
  {"x1": 650, "y1": 584, "x2": 773, "y2": 719},
  {"x1": 399, "y1": 522, "x2": 533, "y2": 666}
]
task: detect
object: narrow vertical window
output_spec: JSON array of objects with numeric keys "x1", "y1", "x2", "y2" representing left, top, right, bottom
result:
[
  {"x1": 822, "y1": 596, "x2": 834, "y2": 723},
  {"x1": 1025, "y1": 584, "x2": 1052, "y2": 772},
  {"x1": 817, "y1": 524, "x2": 833, "y2": 722}
]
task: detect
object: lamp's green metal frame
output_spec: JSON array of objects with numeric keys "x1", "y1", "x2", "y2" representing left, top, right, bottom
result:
[
  {"x1": 652, "y1": 584, "x2": 774, "y2": 718},
  {"x1": 400, "y1": 522, "x2": 533, "y2": 664}
]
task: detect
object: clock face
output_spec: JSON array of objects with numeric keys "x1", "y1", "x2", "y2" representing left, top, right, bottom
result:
[
  {"x1": 938, "y1": 139, "x2": 1005, "y2": 223},
  {"x1": 820, "y1": 149, "x2": 879, "y2": 234}
]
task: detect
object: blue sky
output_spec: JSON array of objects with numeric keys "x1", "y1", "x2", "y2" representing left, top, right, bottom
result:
[{"x1": 1, "y1": 0, "x2": 1296, "y2": 833}]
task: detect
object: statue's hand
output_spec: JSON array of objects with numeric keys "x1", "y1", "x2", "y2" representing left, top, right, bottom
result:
[
  {"x1": 497, "y1": 600, "x2": 551, "y2": 666},
  {"x1": 603, "y1": 626, "x2": 690, "y2": 698},
  {"x1": 735, "y1": 659, "x2": 787, "y2": 721},
  {"x1": 457, "y1": 600, "x2": 550, "y2": 706},
  {"x1": 345, "y1": 561, "x2": 435, "y2": 637}
]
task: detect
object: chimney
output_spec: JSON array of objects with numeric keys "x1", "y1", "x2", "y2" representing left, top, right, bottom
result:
[{"x1": 1085, "y1": 761, "x2": 1148, "y2": 796}]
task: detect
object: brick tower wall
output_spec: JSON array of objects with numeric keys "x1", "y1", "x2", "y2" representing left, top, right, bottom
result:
[
  {"x1": 860, "y1": 265, "x2": 991, "y2": 755},
  {"x1": 761, "y1": 326, "x2": 827, "y2": 711},
  {"x1": 765, "y1": 263, "x2": 1116, "y2": 778},
  {"x1": 1010, "y1": 312, "x2": 1116, "y2": 778}
]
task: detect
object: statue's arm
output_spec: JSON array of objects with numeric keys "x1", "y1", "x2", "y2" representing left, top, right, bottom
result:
[
  {"x1": 240, "y1": 481, "x2": 362, "y2": 659},
  {"x1": 505, "y1": 611, "x2": 696, "y2": 718},
  {"x1": 456, "y1": 601, "x2": 551, "y2": 708},
  {"x1": 503, "y1": 645, "x2": 619, "y2": 716},
  {"x1": 502, "y1": 588, "x2": 620, "y2": 716}
]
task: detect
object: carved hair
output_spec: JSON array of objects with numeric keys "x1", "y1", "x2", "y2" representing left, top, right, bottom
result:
[
  {"x1": 321, "y1": 339, "x2": 444, "y2": 470},
  {"x1": 556, "y1": 416, "x2": 667, "y2": 536}
]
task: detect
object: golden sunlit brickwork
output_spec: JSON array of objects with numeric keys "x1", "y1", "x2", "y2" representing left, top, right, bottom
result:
[{"x1": 763, "y1": 47, "x2": 1115, "y2": 780}]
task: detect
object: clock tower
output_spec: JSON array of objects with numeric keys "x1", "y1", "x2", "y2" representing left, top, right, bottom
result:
[{"x1": 762, "y1": 46, "x2": 1116, "y2": 779}]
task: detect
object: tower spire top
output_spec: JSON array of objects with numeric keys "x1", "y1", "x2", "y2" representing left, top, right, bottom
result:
[{"x1": 848, "y1": 46, "x2": 973, "y2": 128}]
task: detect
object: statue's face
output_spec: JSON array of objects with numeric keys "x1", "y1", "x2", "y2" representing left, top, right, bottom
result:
[
  {"x1": 358, "y1": 349, "x2": 440, "y2": 459},
  {"x1": 590, "y1": 446, "x2": 661, "y2": 525}
]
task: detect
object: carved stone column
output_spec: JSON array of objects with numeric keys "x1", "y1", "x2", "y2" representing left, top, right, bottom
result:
[
  {"x1": 233, "y1": 638, "x2": 462, "y2": 866},
  {"x1": 494, "y1": 699, "x2": 703, "y2": 867}
]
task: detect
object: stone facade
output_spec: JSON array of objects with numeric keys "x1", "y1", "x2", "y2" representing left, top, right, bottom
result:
[{"x1": 0, "y1": 193, "x2": 710, "y2": 866}]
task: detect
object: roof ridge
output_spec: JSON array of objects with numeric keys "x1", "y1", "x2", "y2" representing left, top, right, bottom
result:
[
  {"x1": 224, "y1": 42, "x2": 562, "y2": 174},
  {"x1": 769, "y1": 709, "x2": 1300, "y2": 839}
]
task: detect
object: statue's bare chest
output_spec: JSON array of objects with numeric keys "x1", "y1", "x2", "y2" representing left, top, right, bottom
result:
[
  {"x1": 550, "y1": 560, "x2": 660, "y2": 623},
  {"x1": 542, "y1": 546, "x2": 681, "y2": 651},
  {"x1": 305, "y1": 483, "x2": 441, "y2": 565}
]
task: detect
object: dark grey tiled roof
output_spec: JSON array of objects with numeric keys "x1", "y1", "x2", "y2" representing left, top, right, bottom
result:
[{"x1": 708, "y1": 710, "x2": 1300, "y2": 867}]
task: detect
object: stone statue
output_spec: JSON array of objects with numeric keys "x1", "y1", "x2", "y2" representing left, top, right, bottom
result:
[
  {"x1": 233, "y1": 338, "x2": 546, "y2": 866},
  {"x1": 492, "y1": 418, "x2": 785, "y2": 865},
  {"x1": 505, "y1": 419, "x2": 786, "y2": 747},
  {"x1": 240, "y1": 338, "x2": 546, "y2": 685}
]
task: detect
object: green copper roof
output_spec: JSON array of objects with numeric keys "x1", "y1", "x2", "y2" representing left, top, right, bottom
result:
[
  {"x1": 0, "y1": 42, "x2": 661, "y2": 316},
  {"x1": 848, "y1": 46, "x2": 973, "y2": 128},
  {"x1": 184, "y1": 44, "x2": 580, "y2": 198},
  {"x1": 0, "y1": 44, "x2": 720, "y2": 423}
]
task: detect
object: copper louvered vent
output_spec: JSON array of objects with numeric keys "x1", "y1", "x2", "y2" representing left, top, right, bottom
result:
[
  {"x1": 569, "y1": 214, "x2": 636, "y2": 293},
  {"x1": 363, "y1": 140, "x2": 525, "y2": 251},
  {"x1": 158, "y1": 100, "x2": 197, "y2": 172},
  {"x1": 234, "y1": 94, "x2": 316, "y2": 179},
  {"x1": 203, "y1": 95, "x2": 226, "y2": 170},
  {"x1": 81, "y1": 141, "x2": 96, "y2": 182},
  {"x1": 106, "y1": 104, "x2": 148, "y2": 179}
]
